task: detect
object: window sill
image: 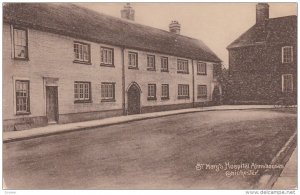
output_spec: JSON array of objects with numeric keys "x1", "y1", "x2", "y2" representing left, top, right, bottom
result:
[
  {"x1": 100, "y1": 63, "x2": 115, "y2": 67},
  {"x1": 177, "y1": 71, "x2": 189, "y2": 74},
  {"x1": 101, "y1": 99, "x2": 116, "y2": 102},
  {"x1": 16, "y1": 112, "x2": 31, "y2": 116},
  {"x1": 73, "y1": 60, "x2": 92, "y2": 65},
  {"x1": 197, "y1": 73, "x2": 207, "y2": 75},
  {"x1": 128, "y1": 66, "x2": 139, "y2": 70},
  {"x1": 161, "y1": 97, "x2": 169, "y2": 100},
  {"x1": 74, "y1": 100, "x2": 92, "y2": 103},
  {"x1": 178, "y1": 96, "x2": 190, "y2": 99},
  {"x1": 147, "y1": 97, "x2": 157, "y2": 101},
  {"x1": 161, "y1": 70, "x2": 169, "y2": 73},
  {"x1": 147, "y1": 68, "x2": 156, "y2": 71},
  {"x1": 14, "y1": 57, "x2": 29, "y2": 61}
]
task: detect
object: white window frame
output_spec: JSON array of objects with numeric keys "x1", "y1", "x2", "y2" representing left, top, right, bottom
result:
[
  {"x1": 178, "y1": 84, "x2": 189, "y2": 98},
  {"x1": 147, "y1": 55, "x2": 156, "y2": 70},
  {"x1": 15, "y1": 80, "x2": 30, "y2": 114},
  {"x1": 74, "y1": 81, "x2": 91, "y2": 102},
  {"x1": 197, "y1": 85, "x2": 207, "y2": 98},
  {"x1": 161, "y1": 57, "x2": 168, "y2": 72},
  {"x1": 128, "y1": 52, "x2": 138, "y2": 68},
  {"x1": 282, "y1": 46, "x2": 293, "y2": 63},
  {"x1": 282, "y1": 74, "x2": 293, "y2": 93},
  {"x1": 148, "y1": 84, "x2": 156, "y2": 100},
  {"x1": 100, "y1": 47, "x2": 114, "y2": 66},
  {"x1": 197, "y1": 62, "x2": 207, "y2": 75},
  {"x1": 161, "y1": 84, "x2": 169, "y2": 99},
  {"x1": 13, "y1": 27, "x2": 28, "y2": 59},
  {"x1": 74, "y1": 42, "x2": 90, "y2": 63},
  {"x1": 101, "y1": 82, "x2": 115, "y2": 101},
  {"x1": 177, "y1": 59, "x2": 189, "y2": 74}
]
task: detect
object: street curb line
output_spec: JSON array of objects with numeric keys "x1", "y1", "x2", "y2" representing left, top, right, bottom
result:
[
  {"x1": 3, "y1": 107, "x2": 288, "y2": 143},
  {"x1": 255, "y1": 131, "x2": 297, "y2": 189}
]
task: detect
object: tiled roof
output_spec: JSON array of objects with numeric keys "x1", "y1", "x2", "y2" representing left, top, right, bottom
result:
[
  {"x1": 227, "y1": 15, "x2": 297, "y2": 49},
  {"x1": 3, "y1": 3, "x2": 221, "y2": 62}
]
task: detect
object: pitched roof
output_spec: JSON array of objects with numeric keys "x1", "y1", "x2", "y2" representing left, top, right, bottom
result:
[
  {"x1": 3, "y1": 3, "x2": 221, "y2": 62},
  {"x1": 227, "y1": 15, "x2": 297, "y2": 49}
]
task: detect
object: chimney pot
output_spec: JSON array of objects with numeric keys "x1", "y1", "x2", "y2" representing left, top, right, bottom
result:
[
  {"x1": 121, "y1": 3, "x2": 135, "y2": 21},
  {"x1": 169, "y1": 20, "x2": 181, "y2": 34}
]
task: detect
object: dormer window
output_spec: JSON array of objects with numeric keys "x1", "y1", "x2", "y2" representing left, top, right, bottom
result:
[
  {"x1": 13, "y1": 27, "x2": 28, "y2": 60},
  {"x1": 282, "y1": 46, "x2": 293, "y2": 63}
]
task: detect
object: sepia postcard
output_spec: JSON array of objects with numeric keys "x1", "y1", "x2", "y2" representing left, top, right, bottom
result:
[{"x1": 2, "y1": 2, "x2": 297, "y2": 192}]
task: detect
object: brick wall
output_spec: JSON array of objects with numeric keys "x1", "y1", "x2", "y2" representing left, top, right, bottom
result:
[{"x1": 228, "y1": 43, "x2": 297, "y2": 103}]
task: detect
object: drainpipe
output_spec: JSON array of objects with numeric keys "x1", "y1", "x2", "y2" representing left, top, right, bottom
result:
[
  {"x1": 192, "y1": 59, "x2": 195, "y2": 107},
  {"x1": 121, "y1": 46, "x2": 126, "y2": 115}
]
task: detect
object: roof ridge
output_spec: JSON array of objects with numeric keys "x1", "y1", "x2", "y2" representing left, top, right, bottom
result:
[
  {"x1": 4, "y1": 3, "x2": 222, "y2": 62},
  {"x1": 227, "y1": 14, "x2": 296, "y2": 49},
  {"x1": 72, "y1": 3, "x2": 202, "y2": 41},
  {"x1": 268, "y1": 15, "x2": 297, "y2": 20}
]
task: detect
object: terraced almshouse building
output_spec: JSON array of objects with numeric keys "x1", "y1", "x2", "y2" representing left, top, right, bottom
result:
[{"x1": 3, "y1": 3, "x2": 222, "y2": 131}]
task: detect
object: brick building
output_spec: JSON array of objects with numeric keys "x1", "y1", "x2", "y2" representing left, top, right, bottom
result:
[
  {"x1": 227, "y1": 3, "x2": 297, "y2": 104},
  {"x1": 3, "y1": 3, "x2": 221, "y2": 131}
]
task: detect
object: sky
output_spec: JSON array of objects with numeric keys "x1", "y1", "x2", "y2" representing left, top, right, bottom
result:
[{"x1": 77, "y1": 3, "x2": 297, "y2": 67}]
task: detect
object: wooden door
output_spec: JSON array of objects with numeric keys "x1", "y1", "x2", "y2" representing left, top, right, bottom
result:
[
  {"x1": 127, "y1": 84, "x2": 140, "y2": 115},
  {"x1": 46, "y1": 86, "x2": 58, "y2": 123}
]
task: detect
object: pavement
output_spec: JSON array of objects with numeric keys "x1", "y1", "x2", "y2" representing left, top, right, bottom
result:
[
  {"x1": 2, "y1": 105, "x2": 277, "y2": 143},
  {"x1": 272, "y1": 147, "x2": 297, "y2": 189}
]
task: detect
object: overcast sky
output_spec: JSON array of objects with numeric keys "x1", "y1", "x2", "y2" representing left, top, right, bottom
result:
[{"x1": 77, "y1": 3, "x2": 297, "y2": 67}]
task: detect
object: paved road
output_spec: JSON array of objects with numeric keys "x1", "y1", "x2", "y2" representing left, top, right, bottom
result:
[{"x1": 3, "y1": 109, "x2": 297, "y2": 189}]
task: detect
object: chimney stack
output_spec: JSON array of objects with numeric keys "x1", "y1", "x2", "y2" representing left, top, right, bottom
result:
[
  {"x1": 121, "y1": 3, "x2": 135, "y2": 21},
  {"x1": 256, "y1": 3, "x2": 269, "y2": 26},
  {"x1": 169, "y1": 21, "x2": 181, "y2": 34}
]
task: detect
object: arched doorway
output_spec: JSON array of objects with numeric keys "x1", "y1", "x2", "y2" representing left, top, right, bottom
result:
[{"x1": 127, "y1": 82, "x2": 141, "y2": 115}]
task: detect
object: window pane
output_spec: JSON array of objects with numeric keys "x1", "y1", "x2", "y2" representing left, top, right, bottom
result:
[
  {"x1": 100, "y1": 49, "x2": 104, "y2": 62},
  {"x1": 283, "y1": 47, "x2": 293, "y2": 63},
  {"x1": 75, "y1": 82, "x2": 90, "y2": 101},
  {"x1": 148, "y1": 84, "x2": 156, "y2": 97},
  {"x1": 14, "y1": 29, "x2": 27, "y2": 59},
  {"x1": 108, "y1": 50, "x2": 112, "y2": 64},
  {"x1": 283, "y1": 75, "x2": 293, "y2": 92},
  {"x1": 198, "y1": 85, "x2": 207, "y2": 97},
  {"x1": 16, "y1": 81, "x2": 29, "y2": 112},
  {"x1": 147, "y1": 56, "x2": 155, "y2": 68},
  {"x1": 74, "y1": 43, "x2": 90, "y2": 62},
  {"x1": 101, "y1": 83, "x2": 114, "y2": 99},
  {"x1": 178, "y1": 60, "x2": 188, "y2": 72},
  {"x1": 162, "y1": 84, "x2": 169, "y2": 97},
  {"x1": 129, "y1": 53, "x2": 137, "y2": 67}
]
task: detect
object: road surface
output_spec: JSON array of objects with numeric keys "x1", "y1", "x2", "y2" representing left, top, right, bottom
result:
[{"x1": 3, "y1": 109, "x2": 297, "y2": 189}]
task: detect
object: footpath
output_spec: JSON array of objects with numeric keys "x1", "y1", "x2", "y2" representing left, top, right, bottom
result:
[
  {"x1": 272, "y1": 147, "x2": 297, "y2": 190},
  {"x1": 3, "y1": 105, "x2": 276, "y2": 143}
]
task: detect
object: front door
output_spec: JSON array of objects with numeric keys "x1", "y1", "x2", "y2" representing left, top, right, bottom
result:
[
  {"x1": 127, "y1": 84, "x2": 141, "y2": 115},
  {"x1": 46, "y1": 86, "x2": 58, "y2": 123}
]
